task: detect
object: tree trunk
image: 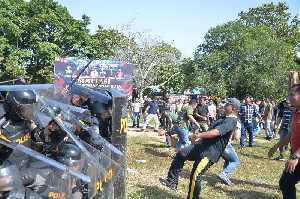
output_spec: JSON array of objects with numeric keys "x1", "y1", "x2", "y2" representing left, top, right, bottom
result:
[{"x1": 162, "y1": 88, "x2": 167, "y2": 100}]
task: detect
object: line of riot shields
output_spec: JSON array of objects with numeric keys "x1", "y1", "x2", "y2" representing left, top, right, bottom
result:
[{"x1": 0, "y1": 83, "x2": 127, "y2": 199}]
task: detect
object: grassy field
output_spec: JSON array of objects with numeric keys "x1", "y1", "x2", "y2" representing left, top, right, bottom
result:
[{"x1": 125, "y1": 121, "x2": 300, "y2": 199}]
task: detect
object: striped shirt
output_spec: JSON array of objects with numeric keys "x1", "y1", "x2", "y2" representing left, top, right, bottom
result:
[{"x1": 282, "y1": 109, "x2": 291, "y2": 131}]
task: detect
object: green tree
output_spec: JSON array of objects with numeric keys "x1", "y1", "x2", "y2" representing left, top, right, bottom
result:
[
  {"x1": 0, "y1": 0, "x2": 91, "y2": 83},
  {"x1": 164, "y1": 58, "x2": 202, "y2": 94},
  {"x1": 239, "y1": 2, "x2": 300, "y2": 46},
  {"x1": 195, "y1": 20, "x2": 299, "y2": 99},
  {"x1": 195, "y1": 2, "x2": 300, "y2": 99},
  {"x1": 86, "y1": 29, "x2": 130, "y2": 60}
]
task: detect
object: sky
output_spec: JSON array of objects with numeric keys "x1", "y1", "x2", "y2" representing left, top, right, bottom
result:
[{"x1": 54, "y1": 0, "x2": 300, "y2": 58}]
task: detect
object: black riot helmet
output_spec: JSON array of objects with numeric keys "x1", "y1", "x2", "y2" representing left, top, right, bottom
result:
[
  {"x1": 89, "y1": 100, "x2": 110, "y2": 118},
  {"x1": 6, "y1": 90, "x2": 36, "y2": 120},
  {"x1": 52, "y1": 143, "x2": 82, "y2": 169},
  {"x1": 0, "y1": 160, "x2": 22, "y2": 193}
]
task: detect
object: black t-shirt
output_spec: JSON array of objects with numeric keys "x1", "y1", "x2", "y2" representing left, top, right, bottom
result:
[
  {"x1": 158, "y1": 102, "x2": 165, "y2": 114},
  {"x1": 272, "y1": 106, "x2": 278, "y2": 121},
  {"x1": 278, "y1": 105, "x2": 285, "y2": 117},
  {"x1": 199, "y1": 116, "x2": 237, "y2": 163},
  {"x1": 142, "y1": 101, "x2": 149, "y2": 112},
  {"x1": 194, "y1": 104, "x2": 209, "y2": 123}
]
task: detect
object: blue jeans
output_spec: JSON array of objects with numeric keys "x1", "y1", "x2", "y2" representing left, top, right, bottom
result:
[
  {"x1": 209, "y1": 117, "x2": 214, "y2": 126},
  {"x1": 265, "y1": 119, "x2": 273, "y2": 138},
  {"x1": 174, "y1": 126, "x2": 189, "y2": 148},
  {"x1": 132, "y1": 112, "x2": 140, "y2": 127},
  {"x1": 252, "y1": 118, "x2": 260, "y2": 138},
  {"x1": 221, "y1": 144, "x2": 240, "y2": 178},
  {"x1": 240, "y1": 121, "x2": 254, "y2": 147}
]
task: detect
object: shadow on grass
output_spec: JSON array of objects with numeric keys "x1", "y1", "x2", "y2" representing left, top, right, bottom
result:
[
  {"x1": 202, "y1": 173, "x2": 280, "y2": 199},
  {"x1": 238, "y1": 150, "x2": 269, "y2": 160},
  {"x1": 142, "y1": 146, "x2": 172, "y2": 158},
  {"x1": 165, "y1": 169, "x2": 280, "y2": 198},
  {"x1": 127, "y1": 184, "x2": 182, "y2": 199},
  {"x1": 127, "y1": 181, "x2": 280, "y2": 199}
]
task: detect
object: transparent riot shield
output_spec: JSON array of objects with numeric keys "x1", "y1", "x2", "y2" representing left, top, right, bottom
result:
[
  {"x1": 33, "y1": 89, "x2": 111, "y2": 180},
  {"x1": 66, "y1": 82, "x2": 112, "y2": 105},
  {"x1": 0, "y1": 139, "x2": 92, "y2": 199},
  {"x1": 0, "y1": 161, "x2": 43, "y2": 199},
  {"x1": 79, "y1": 140, "x2": 121, "y2": 198},
  {"x1": 40, "y1": 87, "x2": 125, "y2": 166},
  {"x1": 0, "y1": 138, "x2": 90, "y2": 184}
]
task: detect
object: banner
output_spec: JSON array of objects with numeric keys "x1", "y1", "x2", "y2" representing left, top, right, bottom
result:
[{"x1": 54, "y1": 58, "x2": 133, "y2": 95}]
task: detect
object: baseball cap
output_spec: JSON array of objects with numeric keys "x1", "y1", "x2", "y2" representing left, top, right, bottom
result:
[{"x1": 224, "y1": 98, "x2": 241, "y2": 110}]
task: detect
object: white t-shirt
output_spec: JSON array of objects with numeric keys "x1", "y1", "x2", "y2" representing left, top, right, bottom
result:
[
  {"x1": 132, "y1": 102, "x2": 142, "y2": 113},
  {"x1": 207, "y1": 104, "x2": 216, "y2": 117}
]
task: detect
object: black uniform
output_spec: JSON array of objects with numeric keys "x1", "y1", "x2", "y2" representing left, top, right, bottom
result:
[
  {"x1": 166, "y1": 116, "x2": 237, "y2": 199},
  {"x1": 0, "y1": 160, "x2": 43, "y2": 199},
  {"x1": 0, "y1": 102, "x2": 33, "y2": 174},
  {"x1": 0, "y1": 186, "x2": 43, "y2": 199}
]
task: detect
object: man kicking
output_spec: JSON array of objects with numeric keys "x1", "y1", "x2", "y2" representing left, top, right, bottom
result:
[{"x1": 159, "y1": 98, "x2": 239, "y2": 199}]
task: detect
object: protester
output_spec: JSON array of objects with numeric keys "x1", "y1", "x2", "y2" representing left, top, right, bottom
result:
[
  {"x1": 142, "y1": 96, "x2": 149, "y2": 123},
  {"x1": 163, "y1": 98, "x2": 172, "y2": 129},
  {"x1": 170, "y1": 101, "x2": 177, "y2": 114},
  {"x1": 173, "y1": 100, "x2": 200, "y2": 152},
  {"x1": 158, "y1": 99, "x2": 166, "y2": 129},
  {"x1": 259, "y1": 101, "x2": 266, "y2": 129},
  {"x1": 164, "y1": 109, "x2": 178, "y2": 151},
  {"x1": 239, "y1": 95, "x2": 262, "y2": 148},
  {"x1": 273, "y1": 99, "x2": 292, "y2": 161},
  {"x1": 131, "y1": 97, "x2": 142, "y2": 128},
  {"x1": 193, "y1": 97, "x2": 210, "y2": 133},
  {"x1": 159, "y1": 98, "x2": 239, "y2": 199},
  {"x1": 217, "y1": 118, "x2": 241, "y2": 185},
  {"x1": 182, "y1": 100, "x2": 188, "y2": 109},
  {"x1": 141, "y1": 98, "x2": 160, "y2": 132},
  {"x1": 176, "y1": 99, "x2": 183, "y2": 113},
  {"x1": 271, "y1": 99, "x2": 278, "y2": 138},
  {"x1": 207, "y1": 99, "x2": 217, "y2": 125},
  {"x1": 264, "y1": 97, "x2": 274, "y2": 140},
  {"x1": 277, "y1": 100, "x2": 286, "y2": 129},
  {"x1": 252, "y1": 99, "x2": 261, "y2": 138},
  {"x1": 268, "y1": 70, "x2": 300, "y2": 199},
  {"x1": 217, "y1": 97, "x2": 226, "y2": 119}
]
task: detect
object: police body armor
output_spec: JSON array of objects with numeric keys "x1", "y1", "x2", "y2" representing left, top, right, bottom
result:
[
  {"x1": 0, "y1": 116, "x2": 32, "y2": 166},
  {"x1": 0, "y1": 186, "x2": 42, "y2": 199}
]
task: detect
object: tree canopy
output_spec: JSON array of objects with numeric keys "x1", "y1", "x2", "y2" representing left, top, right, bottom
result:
[
  {"x1": 194, "y1": 2, "x2": 300, "y2": 99},
  {"x1": 0, "y1": 0, "x2": 92, "y2": 83}
]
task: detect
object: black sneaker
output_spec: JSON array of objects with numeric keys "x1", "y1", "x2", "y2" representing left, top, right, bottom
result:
[
  {"x1": 159, "y1": 178, "x2": 177, "y2": 191},
  {"x1": 154, "y1": 130, "x2": 158, "y2": 132},
  {"x1": 274, "y1": 155, "x2": 285, "y2": 161}
]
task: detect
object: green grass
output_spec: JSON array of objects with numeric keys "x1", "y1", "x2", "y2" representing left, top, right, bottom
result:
[
  {"x1": 128, "y1": 115, "x2": 157, "y2": 126},
  {"x1": 125, "y1": 126, "x2": 300, "y2": 199}
]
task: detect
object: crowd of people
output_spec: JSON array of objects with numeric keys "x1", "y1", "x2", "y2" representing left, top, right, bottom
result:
[{"x1": 130, "y1": 70, "x2": 300, "y2": 199}]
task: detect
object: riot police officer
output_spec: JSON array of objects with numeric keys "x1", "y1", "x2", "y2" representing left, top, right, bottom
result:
[
  {"x1": 52, "y1": 142, "x2": 85, "y2": 199},
  {"x1": 89, "y1": 100, "x2": 111, "y2": 142},
  {"x1": 0, "y1": 90, "x2": 36, "y2": 164},
  {"x1": 0, "y1": 160, "x2": 42, "y2": 199}
]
